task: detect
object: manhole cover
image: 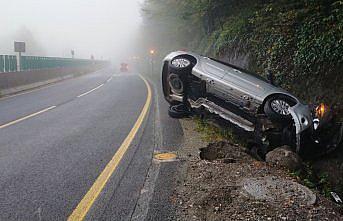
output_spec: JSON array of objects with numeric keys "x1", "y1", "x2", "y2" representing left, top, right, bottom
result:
[
  {"x1": 241, "y1": 176, "x2": 316, "y2": 206},
  {"x1": 154, "y1": 152, "x2": 177, "y2": 162}
]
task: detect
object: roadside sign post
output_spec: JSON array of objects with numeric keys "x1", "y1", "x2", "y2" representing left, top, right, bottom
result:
[{"x1": 14, "y1": 41, "x2": 25, "y2": 72}]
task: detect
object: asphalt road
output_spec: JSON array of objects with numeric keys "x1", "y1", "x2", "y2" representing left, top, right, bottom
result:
[{"x1": 0, "y1": 68, "x2": 186, "y2": 221}]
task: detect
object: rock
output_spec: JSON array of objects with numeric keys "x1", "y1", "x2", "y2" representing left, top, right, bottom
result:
[
  {"x1": 266, "y1": 146, "x2": 302, "y2": 171},
  {"x1": 241, "y1": 176, "x2": 317, "y2": 206}
]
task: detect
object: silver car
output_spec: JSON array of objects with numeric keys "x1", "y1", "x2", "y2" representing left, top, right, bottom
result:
[{"x1": 162, "y1": 51, "x2": 343, "y2": 158}]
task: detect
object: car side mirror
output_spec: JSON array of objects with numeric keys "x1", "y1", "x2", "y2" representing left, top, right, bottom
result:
[{"x1": 267, "y1": 71, "x2": 276, "y2": 86}]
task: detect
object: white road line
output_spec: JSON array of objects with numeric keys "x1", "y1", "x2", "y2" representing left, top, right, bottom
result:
[
  {"x1": 77, "y1": 84, "x2": 104, "y2": 98},
  {"x1": 106, "y1": 77, "x2": 112, "y2": 83},
  {"x1": 0, "y1": 106, "x2": 56, "y2": 129}
]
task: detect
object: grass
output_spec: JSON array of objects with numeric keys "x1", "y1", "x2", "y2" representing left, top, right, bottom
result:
[
  {"x1": 289, "y1": 163, "x2": 333, "y2": 198},
  {"x1": 194, "y1": 116, "x2": 244, "y2": 146}
]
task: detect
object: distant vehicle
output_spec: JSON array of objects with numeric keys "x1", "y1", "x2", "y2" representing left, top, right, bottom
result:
[
  {"x1": 162, "y1": 51, "x2": 343, "y2": 158},
  {"x1": 120, "y1": 63, "x2": 129, "y2": 72}
]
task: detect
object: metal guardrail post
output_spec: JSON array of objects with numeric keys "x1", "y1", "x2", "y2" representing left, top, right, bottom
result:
[
  {"x1": 21, "y1": 56, "x2": 26, "y2": 71},
  {"x1": 9, "y1": 56, "x2": 12, "y2": 72},
  {"x1": 4, "y1": 55, "x2": 9, "y2": 72},
  {"x1": 0, "y1": 55, "x2": 3, "y2": 73},
  {"x1": 11, "y1": 55, "x2": 17, "y2": 72}
]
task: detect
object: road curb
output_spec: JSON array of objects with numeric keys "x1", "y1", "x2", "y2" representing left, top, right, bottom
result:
[
  {"x1": 0, "y1": 68, "x2": 108, "y2": 99},
  {"x1": 0, "y1": 75, "x2": 73, "y2": 97}
]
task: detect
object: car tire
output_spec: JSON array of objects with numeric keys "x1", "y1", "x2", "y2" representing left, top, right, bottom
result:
[
  {"x1": 168, "y1": 104, "x2": 191, "y2": 119},
  {"x1": 168, "y1": 56, "x2": 194, "y2": 75},
  {"x1": 264, "y1": 95, "x2": 295, "y2": 123}
]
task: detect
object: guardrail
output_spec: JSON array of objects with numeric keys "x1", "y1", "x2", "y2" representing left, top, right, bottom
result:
[
  {"x1": 0, "y1": 55, "x2": 109, "y2": 73},
  {"x1": 0, "y1": 55, "x2": 17, "y2": 72}
]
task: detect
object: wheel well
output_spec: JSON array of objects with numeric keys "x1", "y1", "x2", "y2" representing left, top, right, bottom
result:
[
  {"x1": 171, "y1": 54, "x2": 197, "y2": 67},
  {"x1": 258, "y1": 93, "x2": 298, "y2": 114}
]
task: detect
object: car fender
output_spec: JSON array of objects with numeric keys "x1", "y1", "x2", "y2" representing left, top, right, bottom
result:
[{"x1": 288, "y1": 103, "x2": 313, "y2": 152}]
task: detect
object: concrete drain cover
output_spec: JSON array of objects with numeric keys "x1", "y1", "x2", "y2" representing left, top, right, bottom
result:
[
  {"x1": 241, "y1": 176, "x2": 316, "y2": 206},
  {"x1": 154, "y1": 152, "x2": 177, "y2": 162}
]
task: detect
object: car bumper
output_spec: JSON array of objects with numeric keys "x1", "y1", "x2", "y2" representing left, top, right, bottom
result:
[{"x1": 290, "y1": 103, "x2": 343, "y2": 156}]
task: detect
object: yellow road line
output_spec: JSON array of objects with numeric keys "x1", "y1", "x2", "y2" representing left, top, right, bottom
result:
[
  {"x1": 77, "y1": 84, "x2": 104, "y2": 98},
  {"x1": 68, "y1": 74, "x2": 152, "y2": 221},
  {"x1": 0, "y1": 106, "x2": 56, "y2": 129}
]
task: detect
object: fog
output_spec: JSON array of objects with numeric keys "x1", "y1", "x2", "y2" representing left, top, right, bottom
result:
[{"x1": 0, "y1": 0, "x2": 143, "y2": 60}]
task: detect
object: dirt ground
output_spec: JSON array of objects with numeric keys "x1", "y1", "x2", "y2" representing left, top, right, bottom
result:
[{"x1": 172, "y1": 119, "x2": 343, "y2": 221}]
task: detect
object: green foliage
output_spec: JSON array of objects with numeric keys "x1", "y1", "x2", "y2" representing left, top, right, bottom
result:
[
  {"x1": 195, "y1": 117, "x2": 237, "y2": 143},
  {"x1": 247, "y1": 0, "x2": 343, "y2": 104},
  {"x1": 292, "y1": 162, "x2": 334, "y2": 197}
]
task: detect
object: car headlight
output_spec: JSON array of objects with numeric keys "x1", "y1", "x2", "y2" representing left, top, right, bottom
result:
[
  {"x1": 314, "y1": 103, "x2": 333, "y2": 130},
  {"x1": 315, "y1": 103, "x2": 329, "y2": 119},
  {"x1": 171, "y1": 58, "x2": 191, "y2": 68}
]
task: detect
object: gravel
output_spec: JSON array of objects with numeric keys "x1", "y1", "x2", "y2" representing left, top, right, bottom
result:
[{"x1": 172, "y1": 118, "x2": 343, "y2": 221}]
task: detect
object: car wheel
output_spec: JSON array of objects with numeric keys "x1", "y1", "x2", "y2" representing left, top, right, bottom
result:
[
  {"x1": 168, "y1": 56, "x2": 194, "y2": 74},
  {"x1": 162, "y1": 63, "x2": 182, "y2": 105},
  {"x1": 168, "y1": 104, "x2": 191, "y2": 119},
  {"x1": 264, "y1": 95, "x2": 296, "y2": 123}
]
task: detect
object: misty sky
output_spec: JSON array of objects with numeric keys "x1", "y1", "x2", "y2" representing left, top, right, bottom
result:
[{"x1": 0, "y1": 0, "x2": 143, "y2": 60}]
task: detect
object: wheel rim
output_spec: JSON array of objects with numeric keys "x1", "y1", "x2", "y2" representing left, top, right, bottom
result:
[
  {"x1": 171, "y1": 58, "x2": 191, "y2": 68},
  {"x1": 168, "y1": 73, "x2": 184, "y2": 95},
  {"x1": 270, "y1": 99, "x2": 291, "y2": 115}
]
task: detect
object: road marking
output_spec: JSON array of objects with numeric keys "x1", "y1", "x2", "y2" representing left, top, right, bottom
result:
[
  {"x1": 0, "y1": 106, "x2": 56, "y2": 129},
  {"x1": 106, "y1": 77, "x2": 113, "y2": 83},
  {"x1": 77, "y1": 84, "x2": 104, "y2": 98},
  {"x1": 68, "y1": 74, "x2": 152, "y2": 221},
  {"x1": 154, "y1": 152, "x2": 177, "y2": 161}
]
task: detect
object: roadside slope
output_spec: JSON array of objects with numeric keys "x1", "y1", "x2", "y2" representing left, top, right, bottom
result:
[{"x1": 173, "y1": 119, "x2": 342, "y2": 221}]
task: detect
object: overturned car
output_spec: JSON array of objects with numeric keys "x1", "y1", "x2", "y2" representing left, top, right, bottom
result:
[{"x1": 162, "y1": 51, "x2": 343, "y2": 158}]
